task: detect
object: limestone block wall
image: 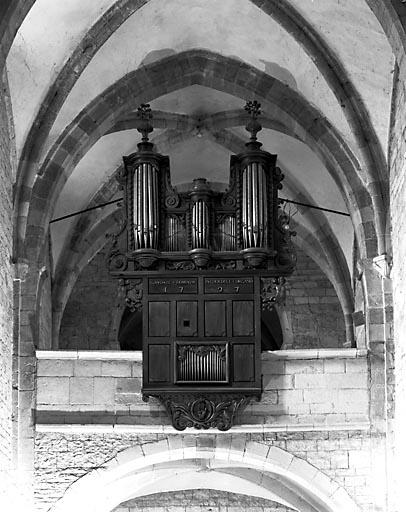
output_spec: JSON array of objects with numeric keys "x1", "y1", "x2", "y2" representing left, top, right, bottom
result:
[
  {"x1": 114, "y1": 489, "x2": 293, "y2": 512},
  {"x1": 37, "y1": 258, "x2": 52, "y2": 350},
  {"x1": 34, "y1": 430, "x2": 375, "y2": 512},
  {"x1": 35, "y1": 350, "x2": 369, "y2": 429},
  {"x1": 389, "y1": 62, "x2": 406, "y2": 511},
  {"x1": 59, "y1": 248, "x2": 346, "y2": 350},
  {"x1": 0, "y1": 72, "x2": 14, "y2": 474},
  {"x1": 283, "y1": 249, "x2": 346, "y2": 349},
  {"x1": 59, "y1": 249, "x2": 120, "y2": 350},
  {"x1": 34, "y1": 349, "x2": 375, "y2": 511}
]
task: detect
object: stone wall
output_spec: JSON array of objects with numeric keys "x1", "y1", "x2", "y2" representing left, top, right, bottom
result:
[
  {"x1": 389, "y1": 61, "x2": 406, "y2": 511},
  {"x1": 283, "y1": 249, "x2": 346, "y2": 349},
  {"x1": 35, "y1": 351, "x2": 369, "y2": 429},
  {"x1": 114, "y1": 490, "x2": 293, "y2": 512},
  {"x1": 59, "y1": 249, "x2": 120, "y2": 350},
  {"x1": 34, "y1": 430, "x2": 374, "y2": 512},
  {"x1": 38, "y1": 270, "x2": 52, "y2": 349},
  {"x1": 0, "y1": 70, "x2": 15, "y2": 492},
  {"x1": 37, "y1": 245, "x2": 53, "y2": 350},
  {"x1": 59, "y1": 248, "x2": 346, "y2": 350},
  {"x1": 34, "y1": 352, "x2": 374, "y2": 511}
]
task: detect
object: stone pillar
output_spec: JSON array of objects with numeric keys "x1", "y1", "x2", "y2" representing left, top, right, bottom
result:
[
  {"x1": 0, "y1": 68, "x2": 17, "y2": 507},
  {"x1": 361, "y1": 259, "x2": 391, "y2": 511},
  {"x1": 390, "y1": 59, "x2": 406, "y2": 512}
]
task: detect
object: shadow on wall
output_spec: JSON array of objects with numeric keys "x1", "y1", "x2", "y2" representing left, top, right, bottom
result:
[
  {"x1": 259, "y1": 60, "x2": 297, "y2": 90},
  {"x1": 140, "y1": 48, "x2": 176, "y2": 67},
  {"x1": 140, "y1": 51, "x2": 298, "y2": 93}
]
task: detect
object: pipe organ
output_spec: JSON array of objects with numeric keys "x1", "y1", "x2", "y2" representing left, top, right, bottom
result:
[{"x1": 107, "y1": 102, "x2": 296, "y2": 430}]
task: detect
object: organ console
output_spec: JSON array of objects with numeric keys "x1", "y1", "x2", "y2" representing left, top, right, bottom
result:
[{"x1": 107, "y1": 102, "x2": 296, "y2": 430}]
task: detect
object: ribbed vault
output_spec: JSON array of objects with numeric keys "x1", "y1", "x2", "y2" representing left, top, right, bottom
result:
[{"x1": 3, "y1": 0, "x2": 401, "y2": 351}]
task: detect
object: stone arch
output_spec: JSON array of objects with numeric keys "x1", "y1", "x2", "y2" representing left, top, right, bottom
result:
[
  {"x1": 21, "y1": 49, "x2": 379, "y2": 278},
  {"x1": 272, "y1": 304, "x2": 294, "y2": 350},
  {"x1": 49, "y1": 438, "x2": 361, "y2": 512},
  {"x1": 364, "y1": 0, "x2": 406, "y2": 63},
  {"x1": 50, "y1": 123, "x2": 354, "y2": 347},
  {"x1": 0, "y1": 0, "x2": 36, "y2": 69},
  {"x1": 52, "y1": 209, "x2": 122, "y2": 348},
  {"x1": 52, "y1": 210, "x2": 349, "y2": 349},
  {"x1": 35, "y1": 265, "x2": 51, "y2": 349},
  {"x1": 14, "y1": 0, "x2": 389, "y2": 259},
  {"x1": 111, "y1": 109, "x2": 372, "y2": 264}
]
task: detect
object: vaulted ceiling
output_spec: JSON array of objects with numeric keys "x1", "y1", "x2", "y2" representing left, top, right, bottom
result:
[{"x1": 6, "y1": 0, "x2": 395, "y2": 332}]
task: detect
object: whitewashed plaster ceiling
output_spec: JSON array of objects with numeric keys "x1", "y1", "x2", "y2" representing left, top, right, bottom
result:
[{"x1": 6, "y1": 0, "x2": 395, "y2": 278}]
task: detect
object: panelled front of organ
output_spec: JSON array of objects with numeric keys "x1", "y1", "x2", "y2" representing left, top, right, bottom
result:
[
  {"x1": 107, "y1": 102, "x2": 296, "y2": 431},
  {"x1": 143, "y1": 275, "x2": 261, "y2": 392}
]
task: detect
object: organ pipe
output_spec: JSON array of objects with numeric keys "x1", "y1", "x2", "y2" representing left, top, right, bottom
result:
[
  {"x1": 218, "y1": 215, "x2": 236, "y2": 251},
  {"x1": 177, "y1": 345, "x2": 227, "y2": 382},
  {"x1": 133, "y1": 163, "x2": 159, "y2": 249},
  {"x1": 190, "y1": 178, "x2": 211, "y2": 251},
  {"x1": 191, "y1": 200, "x2": 209, "y2": 249},
  {"x1": 242, "y1": 162, "x2": 268, "y2": 249}
]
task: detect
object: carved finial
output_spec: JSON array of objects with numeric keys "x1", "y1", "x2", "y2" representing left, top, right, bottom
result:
[
  {"x1": 244, "y1": 100, "x2": 262, "y2": 145},
  {"x1": 245, "y1": 100, "x2": 261, "y2": 119},
  {"x1": 136, "y1": 104, "x2": 153, "y2": 143}
]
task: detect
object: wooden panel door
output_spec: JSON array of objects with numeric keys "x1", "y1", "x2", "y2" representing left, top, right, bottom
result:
[
  {"x1": 204, "y1": 300, "x2": 226, "y2": 337},
  {"x1": 176, "y1": 301, "x2": 198, "y2": 337},
  {"x1": 233, "y1": 343, "x2": 255, "y2": 382},
  {"x1": 232, "y1": 300, "x2": 254, "y2": 336},
  {"x1": 148, "y1": 302, "x2": 170, "y2": 337},
  {"x1": 148, "y1": 344, "x2": 171, "y2": 382}
]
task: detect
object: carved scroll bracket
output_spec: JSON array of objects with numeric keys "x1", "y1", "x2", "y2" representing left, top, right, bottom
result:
[
  {"x1": 261, "y1": 277, "x2": 286, "y2": 310},
  {"x1": 119, "y1": 278, "x2": 143, "y2": 312},
  {"x1": 145, "y1": 393, "x2": 255, "y2": 431}
]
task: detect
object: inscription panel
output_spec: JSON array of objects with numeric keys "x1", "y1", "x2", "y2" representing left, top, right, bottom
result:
[
  {"x1": 149, "y1": 278, "x2": 198, "y2": 294},
  {"x1": 204, "y1": 277, "x2": 254, "y2": 294}
]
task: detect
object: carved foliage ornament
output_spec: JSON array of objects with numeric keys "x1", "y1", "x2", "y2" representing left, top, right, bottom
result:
[
  {"x1": 165, "y1": 260, "x2": 237, "y2": 271},
  {"x1": 154, "y1": 393, "x2": 253, "y2": 431},
  {"x1": 119, "y1": 278, "x2": 143, "y2": 312},
  {"x1": 177, "y1": 344, "x2": 227, "y2": 361},
  {"x1": 261, "y1": 277, "x2": 286, "y2": 310}
]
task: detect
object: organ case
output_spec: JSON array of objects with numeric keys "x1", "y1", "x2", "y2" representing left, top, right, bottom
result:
[{"x1": 107, "y1": 102, "x2": 296, "y2": 430}]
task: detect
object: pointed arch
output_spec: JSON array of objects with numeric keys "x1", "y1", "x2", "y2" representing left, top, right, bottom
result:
[{"x1": 21, "y1": 50, "x2": 378, "y2": 274}]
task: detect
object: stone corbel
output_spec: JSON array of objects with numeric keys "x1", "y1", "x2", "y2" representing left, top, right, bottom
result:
[{"x1": 373, "y1": 254, "x2": 392, "y2": 279}]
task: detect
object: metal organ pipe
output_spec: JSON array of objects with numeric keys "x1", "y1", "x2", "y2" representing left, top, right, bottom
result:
[
  {"x1": 242, "y1": 162, "x2": 267, "y2": 248},
  {"x1": 178, "y1": 346, "x2": 227, "y2": 382},
  {"x1": 133, "y1": 163, "x2": 159, "y2": 249},
  {"x1": 191, "y1": 199, "x2": 209, "y2": 249},
  {"x1": 219, "y1": 215, "x2": 236, "y2": 251}
]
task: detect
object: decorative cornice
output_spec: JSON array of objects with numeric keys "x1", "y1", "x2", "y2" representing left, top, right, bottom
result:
[
  {"x1": 35, "y1": 421, "x2": 370, "y2": 434},
  {"x1": 35, "y1": 348, "x2": 367, "y2": 361}
]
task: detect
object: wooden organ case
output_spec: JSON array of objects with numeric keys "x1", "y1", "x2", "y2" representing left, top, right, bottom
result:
[{"x1": 107, "y1": 102, "x2": 296, "y2": 430}]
